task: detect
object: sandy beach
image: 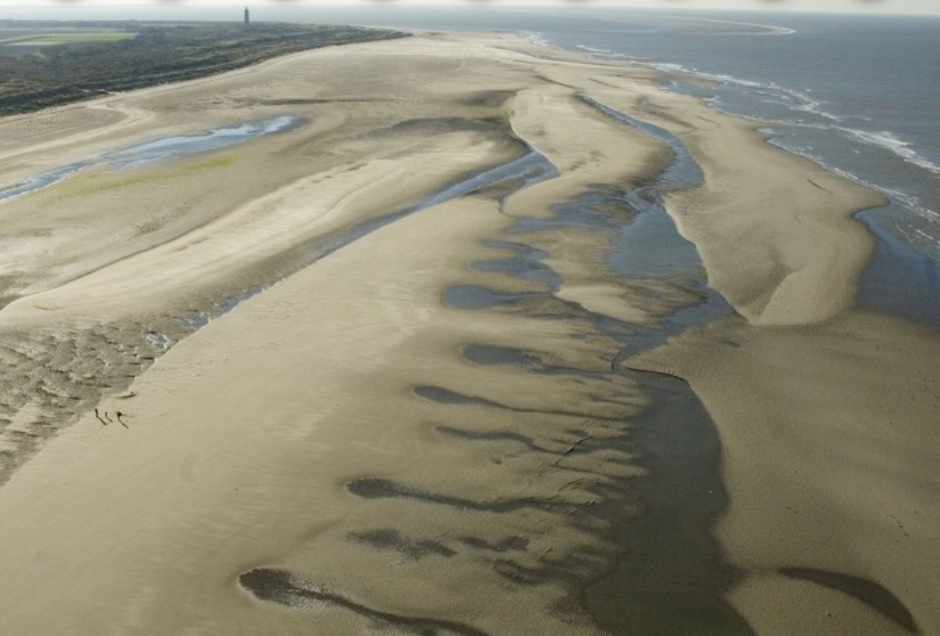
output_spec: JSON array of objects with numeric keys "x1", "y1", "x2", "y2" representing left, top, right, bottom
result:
[{"x1": 0, "y1": 31, "x2": 937, "y2": 635}]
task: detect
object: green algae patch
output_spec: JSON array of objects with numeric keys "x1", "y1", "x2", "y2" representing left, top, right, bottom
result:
[{"x1": 46, "y1": 152, "x2": 243, "y2": 199}]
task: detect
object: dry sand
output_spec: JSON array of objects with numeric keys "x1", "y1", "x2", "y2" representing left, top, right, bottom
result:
[{"x1": 0, "y1": 31, "x2": 937, "y2": 636}]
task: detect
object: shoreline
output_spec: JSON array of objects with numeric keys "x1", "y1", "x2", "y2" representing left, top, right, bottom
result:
[
  {"x1": 0, "y1": 31, "x2": 937, "y2": 636},
  {"x1": 856, "y1": 208, "x2": 940, "y2": 329}
]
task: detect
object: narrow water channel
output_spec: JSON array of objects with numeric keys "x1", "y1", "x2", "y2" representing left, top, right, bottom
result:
[
  {"x1": 169, "y1": 104, "x2": 746, "y2": 633},
  {"x1": 2, "y1": 103, "x2": 748, "y2": 633},
  {"x1": 0, "y1": 115, "x2": 303, "y2": 203}
]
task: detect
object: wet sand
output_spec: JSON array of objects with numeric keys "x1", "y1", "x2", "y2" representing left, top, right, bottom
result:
[{"x1": 0, "y1": 31, "x2": 937, "y2": 636}]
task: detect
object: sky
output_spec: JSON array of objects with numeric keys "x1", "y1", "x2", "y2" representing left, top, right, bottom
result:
[{"x1": 3, "y1": 0, "x2": 939, "y2": 16}]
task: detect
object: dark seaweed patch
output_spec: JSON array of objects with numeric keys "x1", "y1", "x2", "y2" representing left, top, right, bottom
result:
[
  {"x1": 414, "y1": 385, "x2": 622, "y2": 422},
  {"x1": 345, "y1": 477, "x2": 578, "y2": 515},
  {"x1": 436, "y1": 425, "x2": 550, "y2": 453},
  {"x1": 239, "y1": 568, "x2": 492, "y2": 636},
  {"x1": 349, "y1": 528, "x2": 456, "y2": 560}
]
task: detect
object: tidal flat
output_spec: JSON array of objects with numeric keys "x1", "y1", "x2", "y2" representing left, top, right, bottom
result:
[{"x1": 0, "y1": 31, "x2": 936, "y2": 636}]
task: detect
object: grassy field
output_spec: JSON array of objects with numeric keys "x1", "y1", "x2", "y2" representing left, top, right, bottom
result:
[
  {"x1": 0, "y1": 21, "x2": 407, "y2": 115},
  {"x1": 5, "y1": 32, "x2": 137, "y2": 47},
  {"x1": 0, "y1": 28, "x2": 137, "y2": 58}
]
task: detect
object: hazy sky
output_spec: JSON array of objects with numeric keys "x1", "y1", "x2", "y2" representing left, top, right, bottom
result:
[{"x1": 6, "y1": 0, "x2": 940, "y2": 15}]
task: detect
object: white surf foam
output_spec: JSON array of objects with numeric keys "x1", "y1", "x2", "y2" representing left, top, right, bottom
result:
[{"x1": 839, "y1": 128, "x2": 940, "y2": 176}]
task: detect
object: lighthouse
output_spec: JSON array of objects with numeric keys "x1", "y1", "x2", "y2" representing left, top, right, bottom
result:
[{"x1": 244, "y1": 7, "x2": 250, "y2": 29}]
